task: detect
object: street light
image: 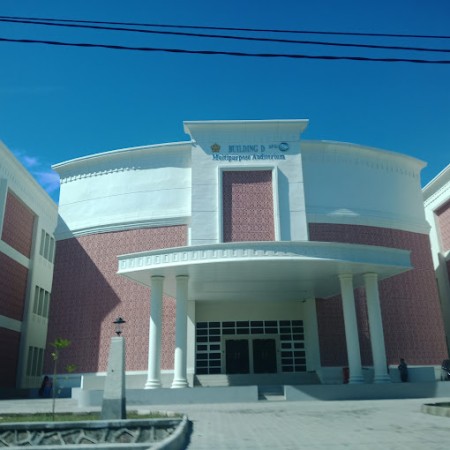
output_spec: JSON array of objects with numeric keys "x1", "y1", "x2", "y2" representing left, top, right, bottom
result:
[{"x1": 113, "y1": 317, "x2": 126, "y2": 336}]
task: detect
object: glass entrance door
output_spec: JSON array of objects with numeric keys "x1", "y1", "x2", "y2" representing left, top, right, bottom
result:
[
  {"x1": 253, "y1": 338, "x2": 277, "y2": 374},
  {"x1": 226, "y1": 339, "x2": 250, "y2": 374}
]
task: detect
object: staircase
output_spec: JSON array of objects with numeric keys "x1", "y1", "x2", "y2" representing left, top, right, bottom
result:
[{"x1": 194, "y1": 371, "x2": 321, "y2": 388}]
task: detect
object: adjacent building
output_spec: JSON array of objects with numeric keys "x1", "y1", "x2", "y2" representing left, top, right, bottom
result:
[
  {"x1": 44, "y1": 120, "x2": 448, "y2": 388},
  {"x1": 0, "y1": 142, "x2": 58, "y2": 391},
  {"x1": 424, "y1": 164, "x2": 450, "y2": 353}
]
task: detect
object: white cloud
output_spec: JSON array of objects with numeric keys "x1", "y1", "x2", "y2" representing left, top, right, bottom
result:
[
  {"x1": 34, "y1": 171, "x2": 60, "y2": 193},
  {"x1": 11, "y1": 148, "x2": 60, "y2": 198},
  {"x1": 22, "y1": 155, "x2": 39, "y2": 168}
]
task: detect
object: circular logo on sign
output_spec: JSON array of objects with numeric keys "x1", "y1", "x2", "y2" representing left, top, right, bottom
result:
[{"x1": 279, "y1": 142, "x2": 289, "y2": 152}]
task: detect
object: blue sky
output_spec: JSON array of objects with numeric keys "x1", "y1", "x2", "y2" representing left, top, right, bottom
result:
[{"x1": 0, "y1": 0, "x2": 449, "y2": 203}]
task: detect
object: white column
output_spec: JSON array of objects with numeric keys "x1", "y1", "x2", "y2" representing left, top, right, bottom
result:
[
  {"x1": 172, "y1": 275, "x2": 189, "y2": 388},
  {"x1": 304, "y1": 298, "x2": 321, "y2": 372},
  {"x1": 364, "y1": 273, "x2": 391, "y2": 383},
  {"x1": 339, "y1": 274, "x2": 364, "y2": 384},
  {"x1": 145, "y1": 276, "x2": 164, "y2": 389},
  {"x1": 186, "y1": 300, "x2": 196, "y2": 385}
]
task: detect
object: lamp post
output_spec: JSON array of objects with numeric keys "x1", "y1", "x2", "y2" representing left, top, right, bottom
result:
[
  {"x1": 113, "y1": 317, "x2": 126, "y2": 336},
  {"x1": 101, "y1": 316, "x2": 127, "y2": 419}
]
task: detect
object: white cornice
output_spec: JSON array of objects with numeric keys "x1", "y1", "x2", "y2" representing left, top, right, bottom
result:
[
  {"x1": 118, "y1": 241, "x2": 411, "y2": 274},
  {"x1": 55, "y1": 216, "x2": 189, "y2": 241},
  {"x1": 301, "y1": 140, "x2": 426, "y2": 179},
  {"x1": 53, "y1": 141, "x2": 191, "y2": 169},
  {"x1": 423, "y1": 164, "x2": 450, "y2": 209},
  {"x1": 117, "y1": 241, "x2": 412, "y2": 301},
  {"x1": 184, "y1": 119, "x2": 309, "y2": 140}
]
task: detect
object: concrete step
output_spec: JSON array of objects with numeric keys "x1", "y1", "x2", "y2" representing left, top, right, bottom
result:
[
  {"x1": 258, "y1": 385, "x2": 286, "y2": 401},
  {"x1": 194, "y1": 372, "x2": 320, "y2": 387}
]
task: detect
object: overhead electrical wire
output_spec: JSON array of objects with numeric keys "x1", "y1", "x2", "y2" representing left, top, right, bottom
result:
[
  {"x1": 1, "y1": 36, "x2": 449, "y2": 64},
  {"x1": 1, "y1": 14, "x2": 449, "y2": 64},
  {"x1": 1, "y1": 14, "x2": 449, "y2": 40},
  {"x1": 0, "y1": 16, "x2": 449, "y2": 53}
]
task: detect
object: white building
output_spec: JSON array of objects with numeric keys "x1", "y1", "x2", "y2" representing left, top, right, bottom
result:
[
  {"x1": 0, "y1": 142, "x2": 57, "y2": 391},
  {"x1": 45, "y1": 120, "x2": 447, "y2": 389}
]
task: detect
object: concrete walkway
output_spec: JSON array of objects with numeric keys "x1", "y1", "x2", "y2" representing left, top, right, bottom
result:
[{"x1": 1, "y1": 397, "x2": 449, "y2": 449}]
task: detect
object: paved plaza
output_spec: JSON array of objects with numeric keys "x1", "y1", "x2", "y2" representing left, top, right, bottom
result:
[{"x1": 1, "y1": 397, "x2": 450, "y2": 449}]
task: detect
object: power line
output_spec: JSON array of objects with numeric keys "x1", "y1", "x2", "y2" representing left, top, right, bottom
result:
[
  {"x1": 1, "y1": 17, "x2": 449, "y2": 54},
  {"x1": 1, "y1": 36, "x2": 449, "y2": 64},
  {"x1": 1, "y1": 14, "x2": 449, "y2": 40}
]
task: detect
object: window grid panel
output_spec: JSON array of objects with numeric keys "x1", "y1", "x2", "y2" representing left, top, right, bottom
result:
[{"x1": 195, "y1": 319, "x2": 306, "y2": 374}]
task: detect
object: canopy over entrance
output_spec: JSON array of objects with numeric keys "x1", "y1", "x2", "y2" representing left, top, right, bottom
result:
[{"x1": 117, "y1": 241, "x2": 412, "y2": 301}]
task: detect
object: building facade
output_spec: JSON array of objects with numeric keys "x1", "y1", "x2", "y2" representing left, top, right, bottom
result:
[
  {"x1": 45, "y1": 120, "x2": 448, "y2": 388},
  {"x1": 0, "y1": 142, "x2": 58, "y2": 390},
  {"x1": 424, "y1": 164, "x2": 450, "y2": 353}
]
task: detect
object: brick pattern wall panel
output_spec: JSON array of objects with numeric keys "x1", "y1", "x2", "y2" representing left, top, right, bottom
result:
[
  {"x1": 222, "y1": 171, "x2": 275, "y2": 242},
  {"x1": 161, "y1": 296, "x2": 176, "y2": 370},
  {"x1": 436, "y1": 199, "x2": 450, "y2": 252},
  {"x1": 316, "y1": 287, "x2": 372, "y2": 367},
  {"x1": 0, "y1": 328, "x2": 20, "y2": 387},
  {"x1": 310, "y1": 223, "x2": 448, "y2": 367},
  {"x1": 45, "y1": 226, "x2": 186, "y2": 374},
  {"x1": 0, "y1": 252, "x2": 28, "y2": 321},
  {"x1": 1, "y1": 190, "x2": 35, "y2": 258},
  {"x1": 315, "y1": 297, "x2": 347, "y2": 366}
]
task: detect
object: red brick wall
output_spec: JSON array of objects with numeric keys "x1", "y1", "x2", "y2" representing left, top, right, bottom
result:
[
  {"x1": 311, "y1": 223, "x2": 448, "y2": 366},
  {"x1": 0, "y1": 252, "x2": 28, "y2": 321},
  {"x1": 1, "y1": 190, "x2": 35, "y2": 258},
  {"x1": 45, "y1": 226, "x2": 187, "y2": 374},
  {"x1": 436, "y1": 199, "x2": 450, "y2": 252},
  {"x1": 0, "y1": 328, "x2": 21, "y2": 387},
  {"x1": 222, "y1": 171, "x2": 275, "y2": 242}
]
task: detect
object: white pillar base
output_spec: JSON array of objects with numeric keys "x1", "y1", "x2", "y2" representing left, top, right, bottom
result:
[
  {"x1": 171, "y1": 379, "x2": 189, "y2": 389},
  {"x1": 373, "y1": 374, "x2": 391, "y2": 384},
  {"x1": 144, "y1": 379, "x2": 161, "y2": 389},
  {"x1": 348, "y1": 375, "x2": 365, "y2": 384}
]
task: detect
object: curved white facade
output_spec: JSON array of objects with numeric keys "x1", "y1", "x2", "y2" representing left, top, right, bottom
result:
[
  {"x1": 302, "y1": 140, "x2": 428, "y2": 233},
  {"x1": 54, "y1": 142, "x2": 192, "y2": 238},
  {"x1": 54, "y1": 120, "x2": 428, "y2": 241}
]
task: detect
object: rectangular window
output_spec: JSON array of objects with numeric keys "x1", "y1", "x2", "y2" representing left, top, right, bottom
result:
[
  {"x1": 33, "y1": 286, "x2": 51, "y2": 318},
  {"x1": 26, "y1": 346, "x2": 45, "y2": 377},
  {"x1": 39, "y1": 230, "x2": 56, "y2": 264}
]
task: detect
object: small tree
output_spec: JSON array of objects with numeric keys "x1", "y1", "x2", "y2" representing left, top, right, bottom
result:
[{"x1": 50, "y1": 338, "x2": 72, "y2": 421}]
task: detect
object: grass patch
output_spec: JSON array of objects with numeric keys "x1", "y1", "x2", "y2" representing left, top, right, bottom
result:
[{"x1": 0, "y1": 411, "x2": 181, "y2": 423}]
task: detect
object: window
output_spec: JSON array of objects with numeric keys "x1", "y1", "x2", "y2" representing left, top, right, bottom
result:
[
  {"x1": 33, "y1": 286, "x2": 51, "y2": 318},
  {"x1": 39, "y1": 230, "x2": 55, "y2": 263}
]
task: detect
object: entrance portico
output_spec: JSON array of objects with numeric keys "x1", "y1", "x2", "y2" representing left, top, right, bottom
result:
[{"x1": 117, "y1": 241, "x2": 412, "y2": 388}]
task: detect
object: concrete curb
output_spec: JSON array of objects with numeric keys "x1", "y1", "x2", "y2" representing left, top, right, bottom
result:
[
  {"x1": 421, "y1": 402, "x2": 450, "y2": 418},
  {"x1": 0, "y1": 417, "x2": 188, "y2": 449},
  {"x1": 152, "y1": 415, "x2": 190, "y2": 450}
]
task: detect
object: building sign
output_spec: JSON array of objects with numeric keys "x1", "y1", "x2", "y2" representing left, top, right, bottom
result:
[{"x1": 210, "y1": 142, "x2": 289, "y2": 162}]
